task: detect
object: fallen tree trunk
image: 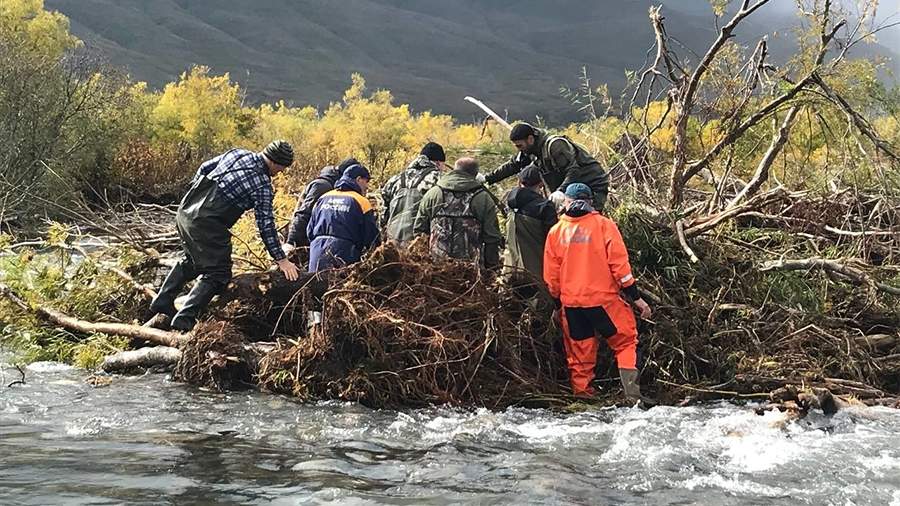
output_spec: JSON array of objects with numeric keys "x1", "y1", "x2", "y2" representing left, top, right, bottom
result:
[
  {"x1": 760, "y1": 258, "x2": 900, "y2": 296},
  {"x1": 102, "y1": 346, "x2": 182, "y2": 373},
  {"x1": 0, "y1": 284, "x2": 187, "y2": 347}
]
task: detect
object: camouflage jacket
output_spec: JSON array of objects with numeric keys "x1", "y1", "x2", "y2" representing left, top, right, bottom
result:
[
  {"x1": 413, "y1": 169, "x2": 503, "y2": 268},
  {"x1": 380, "y1": 155, "x2": 442, "y2": 242}
]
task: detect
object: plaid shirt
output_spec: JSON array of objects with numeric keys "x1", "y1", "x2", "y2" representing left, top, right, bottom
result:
[{"x1": 197, "y1": 149, "x2": 285, "y2": 261}]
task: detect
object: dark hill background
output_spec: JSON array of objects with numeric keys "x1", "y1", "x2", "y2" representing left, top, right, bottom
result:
[{"x1": 46, "y1": 0, "x2": 900, "y2": 124}]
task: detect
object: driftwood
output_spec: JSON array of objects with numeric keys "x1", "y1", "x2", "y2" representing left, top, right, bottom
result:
[
  {"x1": 760, "y1": 258, "x2": 900, "y2": 296},
  {"x1": 0, "y1": 284, "x2": 187, "y2": 347},
  {"x1": 102, "y1": 346, "x2": 182, "y2": 372}
]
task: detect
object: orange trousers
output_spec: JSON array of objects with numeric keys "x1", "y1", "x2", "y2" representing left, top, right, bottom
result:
[{"x1": 559, "y1": 298, "x2": 638, "y2": 395}]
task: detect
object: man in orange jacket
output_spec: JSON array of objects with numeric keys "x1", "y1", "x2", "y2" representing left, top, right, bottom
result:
[{"x1": 543, "y1": 183, "x2": 652, "y2": 402}]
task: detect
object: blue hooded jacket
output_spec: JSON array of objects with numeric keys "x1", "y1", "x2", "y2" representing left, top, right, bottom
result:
[{"x1": 307, "y1": 175, "x2": 380, "y2": 272}]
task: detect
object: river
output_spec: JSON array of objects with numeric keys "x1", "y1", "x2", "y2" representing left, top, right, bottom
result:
[{"x1": 2, "y1": 357, "x2": 899, "y2": 505}]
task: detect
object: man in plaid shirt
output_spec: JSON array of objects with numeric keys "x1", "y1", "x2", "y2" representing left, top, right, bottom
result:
[{"x1": 147, "y1": 140, "x2": 300, "y2": 332}]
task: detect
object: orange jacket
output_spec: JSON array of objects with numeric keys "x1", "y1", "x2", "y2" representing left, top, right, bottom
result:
[{"x1": 543, "y1": 211, "x2": 635, "y2": 307}]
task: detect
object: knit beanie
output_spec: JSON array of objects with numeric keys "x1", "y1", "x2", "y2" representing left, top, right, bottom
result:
[
  {"x1": 263, "y1": 140, "x2": 294, "y2": 167},
  {"x1": 420, "y1": 142, "x2": 446, "y2": 162}
]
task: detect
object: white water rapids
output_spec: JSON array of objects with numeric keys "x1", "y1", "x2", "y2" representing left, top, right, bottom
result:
[{"x1": 2, "y1": 358, "x2": 899, "y2": 505}]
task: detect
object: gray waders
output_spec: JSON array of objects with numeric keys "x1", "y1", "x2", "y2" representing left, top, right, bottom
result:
[{"x1": 150, "y1": 173, "x2": 245, "y2": 332}]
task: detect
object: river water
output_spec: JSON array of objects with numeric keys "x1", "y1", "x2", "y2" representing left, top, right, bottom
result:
[{"x1": 2, "y1": 358, "x2": 900, "y2": 505}]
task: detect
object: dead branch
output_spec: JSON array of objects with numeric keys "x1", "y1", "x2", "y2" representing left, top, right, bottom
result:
[
  {"x1": 101, "y1": 346, "x2": 182, "y2": 373},
  {"x1": 728, "y1": 107, "x2": 800, "y2": 208},
  {"x1": 812, "y1": 73, "x2": 900, "y2": 165},
  {"x1": 685, "y1": 188, "x2": 790, "y2": 237},
  {"x1": 668, "y1": 0, "x2": 772, "y2": 207},
  {"x1": 675, "y1": 219, "x2": 699, "y2": 263},
  {"x1": 6, "y1": 364, "x2": 25, "y2": 388},
  {"x1": 0, "y1": 284, "x2": 187, "y2": 347},
  {"x1": 759, "y1": 258, "x2": 900, "y2": 296}
]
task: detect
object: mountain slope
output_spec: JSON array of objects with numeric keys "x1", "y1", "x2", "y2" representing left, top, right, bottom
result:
[{"x1": 46, "y1": 0, "x2": 899, "y2": 123}]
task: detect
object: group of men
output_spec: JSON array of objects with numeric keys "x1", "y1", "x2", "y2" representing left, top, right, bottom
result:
[{"x1": 146, "y1": 123, "x2": 653, "y2": 402}]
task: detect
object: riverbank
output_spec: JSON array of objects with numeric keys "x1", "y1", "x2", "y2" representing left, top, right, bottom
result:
[{"x1": 1, "y1": 197, "x2": 897, "y2": 412}]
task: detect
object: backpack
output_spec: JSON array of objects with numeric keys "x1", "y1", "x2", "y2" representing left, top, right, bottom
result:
[
  {"x1": 386, "y1": 168, "x2": 437, "y2": 243},
  {"x1": 430, "y1": 186, "x2": 484, "y2": 261}
]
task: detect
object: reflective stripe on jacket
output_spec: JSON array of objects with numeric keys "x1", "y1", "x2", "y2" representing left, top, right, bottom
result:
[{"x1": 543, "y1": 211, "x2": 635, "y2": 307}]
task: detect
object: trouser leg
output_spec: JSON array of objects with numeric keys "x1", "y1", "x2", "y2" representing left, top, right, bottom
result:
[
  {"x1": 560, "y1": 308, "x2": 599, "y2": 396},
  {"x1": 150, "y1": 255, "x2": 197, "y2": 317},
  {"x1": 604, "y1": 299, "x2": 642, "y2": 400},
  {"x1": 170, "y1": 268, "x2": 231, "y2": 332}
]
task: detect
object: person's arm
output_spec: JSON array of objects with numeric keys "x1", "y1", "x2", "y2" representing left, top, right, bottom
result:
[
  {"x1": 540, "y1": 201, "x2": 559, "y2": 227},
  {"x1": 286, "y1": 180, "x2": 329, "y2": 246},
  {"x1": 362, "y1": 208, "x2": 381, "y2": 251},
  {"x1": 547, "y1": 138, "x2": 579, "y2": 192},
  {"x1": 413, "y1": 187, "x2": 438, "y2": 236},
  {"x1": 605, "y1": 220, "x2": 650, "y2": 317},
  {"x1": 474, "y1": 192, "x2": 503, "y2": 269},
  {"x1": 542, "y1": 227, "x2": 562, "y2": 301},
  {"x1": 249, "y1": 184, "x2": 286, "y2": 262},
  {"x1": 379, "y1": 176, "x2": 396, "y2": 228},
  {"x1": 285, "y1": 185, "x2": 310, "y2": 247},
  {"x1": 484, "y1": 152, "x2": 529, "y2": 185}
]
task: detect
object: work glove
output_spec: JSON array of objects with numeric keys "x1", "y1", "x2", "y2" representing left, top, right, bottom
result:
[
  {"x1": 475, "y1": 173, "x2": 486, "y2": 184},
  {"x1": 281, "y1": 243, "x2": 296, "y2": 257},
  {"x1": 549, "y1": 190, "x2": 567, "y2": 208}
]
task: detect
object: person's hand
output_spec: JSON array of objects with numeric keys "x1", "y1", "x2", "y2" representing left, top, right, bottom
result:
[
  {"x1": 549, "y1": 190, "x2": 566, "y2": 207},
  {"x1": 277, "y1": 257, "x2": 300, "y2": 282},
  {"x1": 475, "y1": 173, "x2": 487, "y2": 184},
  {"x1": 633, "y1": 298, "x2": 652, "y2": 319}
]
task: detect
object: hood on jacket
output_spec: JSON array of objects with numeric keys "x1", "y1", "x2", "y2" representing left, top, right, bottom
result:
[
  {"x1": 335, "y1": 175, "x2": 363, "y2": 193},
  {"x1": 407, "y1": 154, "x2": 439, "y2": 172},
  {"x1": 563, "y1": 200, "x2": 596, "y2": 218},
  {"x1": 318, "y1": 165, "x2": 342, "y2": 184},
  {"x1": 436, "y1": 169, "x2": 483, "y2": 192},
  {"x1": 506, "y1": 187, "x2": 545, "y2": 212}
]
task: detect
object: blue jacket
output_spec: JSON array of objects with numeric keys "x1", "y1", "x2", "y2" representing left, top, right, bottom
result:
[{"x1": 307, "y1": 176, "x2": 380, "y2": 272}]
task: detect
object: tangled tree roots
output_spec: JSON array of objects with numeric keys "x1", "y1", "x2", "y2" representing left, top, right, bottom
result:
[
  {"x1": 255, "y1": 238, "x2": 570, "y2": 409},
  {"x1": 173, "y1": 321, "x2": 258, "y2": 392}
]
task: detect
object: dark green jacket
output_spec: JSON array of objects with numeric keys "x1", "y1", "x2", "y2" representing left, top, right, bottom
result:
[
  {"x1": 503, "y1": 187, "x2": 557, "y2": 281},
  {"x1": 414, "y1": 169, "x2": 503, "y2": 268},
  {"x1": 485, "y1": 129, "x2": 609, "y2": 210}
]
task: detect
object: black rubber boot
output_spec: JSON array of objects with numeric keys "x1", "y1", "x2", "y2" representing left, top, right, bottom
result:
[
  {"x1": 150, "y1": 260, "x2": 196, "y2": 317},
  {"x1": 170, "y1": 278, "x2": 223, "y2": 332}
]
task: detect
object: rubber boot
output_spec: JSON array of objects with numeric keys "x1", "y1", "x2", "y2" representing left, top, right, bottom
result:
[
  {"x1": 170, "y1": 278, "x2": 222, "y2": 332},
  {"x1": 150, "y1": 260, "x2": 195, "y2": 317},
  {"x1": 619, "y1": 368, "x2": 657, "y2": 409},
  {"x1": 619, "y1": 368, "x2": 642, "y2": 401}
]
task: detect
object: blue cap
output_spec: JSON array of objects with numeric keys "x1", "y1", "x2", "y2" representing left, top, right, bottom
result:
[
  {"x1": 564, "y1": 183, "x2": 592, "y2": 200},
  {"x1": 343, "y1": 163, "x2": 371, "y2": 180}
]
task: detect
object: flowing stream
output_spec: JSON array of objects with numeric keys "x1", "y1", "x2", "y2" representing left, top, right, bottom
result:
[{"x1": 2, "y1": 356, "x2": 900, "y2": 505}]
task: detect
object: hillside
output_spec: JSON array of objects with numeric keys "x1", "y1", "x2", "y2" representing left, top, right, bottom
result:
[{"x1": 47, "y1": 0, "x2": 899, "y2": 123}]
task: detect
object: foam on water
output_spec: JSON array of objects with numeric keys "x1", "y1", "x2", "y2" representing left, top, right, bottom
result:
[
  {"x1": 3, "y1": 357, "x2": 900, "y2": 505},
  {"x1": 25, "y1": 361, "x2": 74, "y2": 373}
]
